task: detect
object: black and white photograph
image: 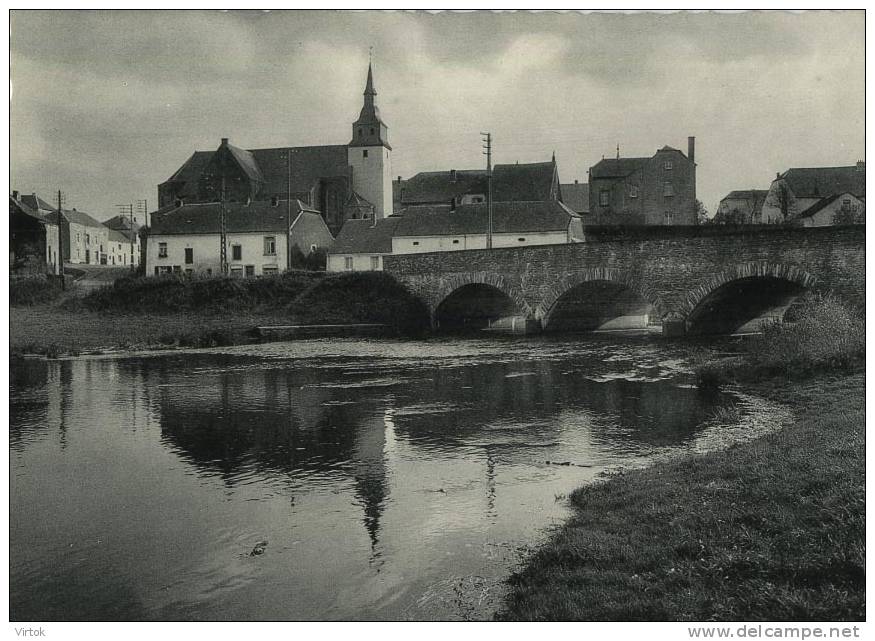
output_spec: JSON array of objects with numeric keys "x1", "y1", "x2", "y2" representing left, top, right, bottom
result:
[{"x1": 7, "y1": 8, "x2": 866, "y2": 628}]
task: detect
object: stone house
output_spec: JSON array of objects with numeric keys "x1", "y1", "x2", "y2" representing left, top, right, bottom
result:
[
  {"x1": 103, "y1": 214, "x2": 142, "y2": 268},
  {"x1": 761, "y1": 162, "x2": 865, "y2": 224},
  {"x1": 714, "y1": 190, "x2": 768, "y2": 224},
  {"x1": 62, "y1": 208, "x2": 109, "y2": 265},
  {"x1": 393, "y1": 157, "x2": 562, "y2": 211},
  {"x1": 147, "y1": 199, "x2": 334, "y2": 277},
  {"x1": 588, "y1": 137, "x2": 697, "y2": 225},
  {"x1": 10, "y1": 192, "x2": 60, "y2": 273},
  {"x1": 157, "y1": 64, "x2": 391, "y2": 235}
]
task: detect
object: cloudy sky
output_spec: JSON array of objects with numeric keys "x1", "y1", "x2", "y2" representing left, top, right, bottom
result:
[{"x1": 10, "y1": 10, "x2": 864, "y2": 220}]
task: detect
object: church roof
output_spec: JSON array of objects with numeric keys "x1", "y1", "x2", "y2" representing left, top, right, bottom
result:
[
  {"x1": 393, "y1": 201, "x2": 578, "y2": 236},
  {"x1": 227, "y1": 143, "x2": 265, "y2": 185},
  {"x1": 150, "y1": 199, "x2": 318, "y2": 235},
  {"x1": 778, "y1": 165, "x2": 865, "y2": 199},
  {"x1": 329, "y1": 217, "x2": 400, "y2": 254}
]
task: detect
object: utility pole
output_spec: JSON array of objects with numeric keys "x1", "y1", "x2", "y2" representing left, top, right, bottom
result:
[
  {"x1": 219, "y1": 174, "x2": 228, "y2": 275},
  {"x1": 136, "y1": 199, "x2": 148, "y2": 273},
  {"x1": 56, "y1": 190, "x2": 66, "y2": 289},
  {"x1": 116, "y1": 203, "x2": 134, "y2": 269},
  {"x1": 286, "y1": 151, "x2": 292, "y2": 272},
  {"x1": 481, "y1": 132, "x2": 493, "y2": 249}
]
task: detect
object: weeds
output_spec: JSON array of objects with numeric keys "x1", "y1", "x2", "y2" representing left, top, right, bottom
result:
[{"x1": 10, "y1": 275, "x2": 63, "y2": 306}]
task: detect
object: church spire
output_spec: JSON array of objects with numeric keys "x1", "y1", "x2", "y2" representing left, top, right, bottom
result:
[
  {"x1": 350, "y1": 60, "x2": 390, "y2": 150},
  {"x1": 365, "y1": 61, "x2": 376, "y2": 96}
]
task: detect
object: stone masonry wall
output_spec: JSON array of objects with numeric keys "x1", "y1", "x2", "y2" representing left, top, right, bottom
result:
[{"x1": 383, "y1": 225, "x2": 865, "y2": 328}]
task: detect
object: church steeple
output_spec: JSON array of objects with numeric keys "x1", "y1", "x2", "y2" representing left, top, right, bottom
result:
[{"x1": 350, "y1": 62, "x2": 390, "y2": 150}]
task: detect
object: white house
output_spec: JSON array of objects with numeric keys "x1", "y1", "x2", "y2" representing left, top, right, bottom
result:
[
  {"x1": 326, "y1": 217, "x2": 400, "y2": 272},
  {"x1": 793, "y1": 192, "x2": 865, "y2": 227},
  {"x1": 147, "y1": 199, "x2": 334, "y2": 276},
  {"x1": 761, "y1": 163, "x2": 865, "y2": 224},
  {"x1": 390, "y1": 201, "x2": 582, "y2": 254},
  {"x1": 327, "y1": 200, "x2": 583, "y2": 272}
]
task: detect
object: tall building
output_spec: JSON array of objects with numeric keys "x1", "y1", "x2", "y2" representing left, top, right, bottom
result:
[{"x1": 156, "y1": 63, "x2": 393, "y2": 235}]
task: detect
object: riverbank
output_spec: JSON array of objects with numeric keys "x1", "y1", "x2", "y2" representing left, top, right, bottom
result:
[{"x1": 498, "y1": 371, "x2": 865, "y2": 621}]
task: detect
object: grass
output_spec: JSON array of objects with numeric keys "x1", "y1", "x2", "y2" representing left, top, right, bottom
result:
[
  {"x1": 696, "y1": 293, "x2": 864, "y2": 388},
  {"x1": 10, "y1": 274, "x2": 64, "y2": 306},
  {"x1": 10, "y1": 271, "x2": 430, "y2": 357},
  {"x1": 497, "y1": 374, "x2": 865, "y2": 621}
]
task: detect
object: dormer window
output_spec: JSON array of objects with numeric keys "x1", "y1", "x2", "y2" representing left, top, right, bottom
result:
[
  {"x1": 664, "y1": 161, "x2": 673, "y2": 170},
  {"x1": 629, "y1": 185, "x2": 639, "y2": 198}
]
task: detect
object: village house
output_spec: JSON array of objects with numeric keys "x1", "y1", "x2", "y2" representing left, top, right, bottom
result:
[
  {"x1": 10, "y1": 191, "x2": 60, "y2": 273},
  {"x1": 147, "y1": 199, "x2": 334, "y2": 277},
  {"x1": 588, "y1": 137, "x2": 697, "y2": 225},
  {"x1": 62, "y1": 208, "x2": 110, "y2": 265},
  {"x1": 714, "y1": 189, "x2": 768, "y2": 224},
  {"x1": 760, "y1": 162, "x2": 865, "y2": 224},
  {"x1": 326, "y1": 217, "x2": 400, "y2": 272},
  {"x1": 103, "y1": 213, "x2": 142, "y2": 268},
  {"x1": 327, "y1": 201, "x2": 582, "y2": 272},
  {"x1": 392, "y1": 157, "x2": 562, "y2": 211},
  {"x1": 156, "y1": 64, "x2": 392, "y2": 235},
  {"x1": 791, "y1": 192, "x2": 865, "y2": 227}
]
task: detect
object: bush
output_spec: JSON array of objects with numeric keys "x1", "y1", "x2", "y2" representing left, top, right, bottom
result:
[
  {"x1": 289, "y1": 272, "x2": 430, "y2": 333},
  {"x1": 10, "y1": 275, "x2": 63, "y2": 306},
  {"x1": 83, "y1": 271, "x2": 324, "y2": 313},
  {"x1": 695, "y1": 292, "x2": 864, "y2": 385}
]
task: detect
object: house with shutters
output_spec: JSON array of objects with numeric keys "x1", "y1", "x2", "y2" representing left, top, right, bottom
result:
[
  {"x1": 103, "y1": 214, "x2": 142, "y2": 267},
  {"x1": 147, "y1": 199, "x2": 334, "y2": 277},
  {"x1": 761, "y1": 162, "x2": 865, "y2": 224},
  {"x1": 156, "y1": 63, "x2": 392, "y2": 236},
  {"x1": 588, "y1": 137, "x2": 697, "y2": 225}
]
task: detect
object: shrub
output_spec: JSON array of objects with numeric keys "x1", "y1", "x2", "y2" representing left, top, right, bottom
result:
[
  {"x1": 10, "y1": 275, "x2": 63, "y2": 306},
  {"x1": 289, "y1": 272, "x2": 430, "y2": 333}
]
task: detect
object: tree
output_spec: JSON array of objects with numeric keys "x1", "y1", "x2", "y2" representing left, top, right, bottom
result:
[
  {"x1": 832, "y1": 203, "x2": 864, "y2": 226},
  {"x1": 696, "y1": 200, "x2": 710, "y2": 225}
]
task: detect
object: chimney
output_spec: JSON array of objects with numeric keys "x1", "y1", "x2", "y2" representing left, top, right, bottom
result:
[
  {"x1": 12, "y1": 190, "x2": 18, "y2": 200},
  {"x1": 777, "y1": 172, "x2": 781, "y2": 180},
  {"x1": 450, "y1": 169, "x2": 457, "y2": 182},
  {"x1": 856, "y1": 160, "x2": 865, "y2": 172},
  {"x1": 687, "y1": 136, "x2": 695, "y2": 163},
  {"x1": 397, "y1": 176, "x2": 401, "y2": 183},
  {"x1": 221, "y1": 137, "x2": 229, "y2": 146},
  {"x1": 574, "y1": 180, "x2": 578, "y2": 185}
]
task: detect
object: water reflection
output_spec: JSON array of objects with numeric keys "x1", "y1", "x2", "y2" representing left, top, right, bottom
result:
[{"x1": 9, "y1": 338, "x2": 777, "y2": 621}]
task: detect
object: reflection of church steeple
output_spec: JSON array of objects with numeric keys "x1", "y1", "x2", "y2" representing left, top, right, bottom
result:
[{"x1": 351, "y1": 407, "x2": 393, "y2": 565}]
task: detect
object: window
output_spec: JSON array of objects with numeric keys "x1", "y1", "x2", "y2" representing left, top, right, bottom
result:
[
  {"x1": 158, "y1": 242, "x2": 168, "y2": 258},
  {"x1": 370, "y1": 256, "x2": 380, "y2": 270},
  {"x1": 154, "y1": 266, "x2": 159, "y2": 275},
  {"x1": 184, "y1": 248, "x2": 193, "y2": 264},
  {"x1": 664, "y1": 211, "x2": 674, "y2": 225},
  {"x1": 843, "y1": 199, "x2": 852, "y2": 206},
  {"x1": 245, "y1": 265, "x2": 255, "y2": 278},
  {"x1": 370, "y1": 127, "x2": 375, "y2": 135},
  {"x1": 184, "y1": 269, "x2": 193, "y2": 276},
  {"x1": 629, "y1": 185, "x2": 639, "y2": 199},
  {"x1": 363, "y1": 150, "x2": 368, "y2": 158},
  {"x1": 664, "y1": 161, "x2": 673, "y2": 170},
  {"x1": 452, "y1": 239, "x2": 460, "y2": 245},
  {"x1": 86, "y1": 233, "x2": 90, "y2": 244},
  {"x1": 412, "y1": 241, "x2": 419, "y2": 246},
  {"x1": 264, "y1": 236, "x2": 276, "y2": 255},
  {"x1": 599, "y1": 190, "x2": 610, "y2": 207},
  {"x1": 664, "y1": 181, "x2": 674, "y2": 197},
  {"x1": 344, "y1": 256, "x2": 354, "y2": 271},
  {"x1": 263, "y1": 265, "x2": 278, "y2": 276},
  {"x1": 231, "y1": 244, "x2": 242, "y2": 261},
  {"x1": 518, "y1": 237, "x2": 526, "y2": 242},
  {"x1": 310, "y1": 244, "x2": 318, "y2": 253},
  {"x1": 77, "y1": 233, "x2": 81, "y2": 242},
  {"x1": 358, "y1": 128, "x2": 363, "y2": 138},
  {"x1": 230, "y1": 266, "x2": 243, "y2": 278},
  {"x1": 172, "y1": 265, "x2": 181, "y2": 274},
  {"x1": 206, "y1": 268, "x2": 212, "y2": 276}
]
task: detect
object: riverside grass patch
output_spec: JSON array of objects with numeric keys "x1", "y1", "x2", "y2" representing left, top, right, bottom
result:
[{"x1": 10, "y1": 274, "x2": 64, "y2": 306}]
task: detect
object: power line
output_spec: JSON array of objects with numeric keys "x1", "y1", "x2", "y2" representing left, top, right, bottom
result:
[{"x1": 481, "y1": 132, "x2": 493, "y2": 250}]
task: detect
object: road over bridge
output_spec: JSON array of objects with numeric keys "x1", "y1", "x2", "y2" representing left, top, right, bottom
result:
[{"x1": 383, "y1": 225, "x2": 865, "y2": 335}]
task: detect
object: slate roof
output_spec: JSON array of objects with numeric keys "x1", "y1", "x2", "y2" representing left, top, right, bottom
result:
[
  {"x1": 103, "y1": 214, "x2": 143, "y2": 233},
  {"x1": 492, "y1": 161, "x2": 557, "y2": 201},
  {"x1": 722, "y1": 189, "x2": 769, "y2": 201},
  {"x1": 150, "y1": 200, "x2": 319, "y2": 235},
  {"x1": 161, "y1": 145, "x2": 351, "y2": 202},
  {"x1": 398, "y1": 169, "x2": 488, "y2": 204},
  {"x1": 589, "y1": 157, "x2": 649, "y2": 179},
  {"x1": 63, "y1": 208, "x2": 106, "y2": 228},
  {"x1": 329, "y1": 217, "x2": 401, "y2": 254},
  {"x1": 10, "y1": 196, "x2": 57, "y2": 226},
  {"x1": 560, "y1": 182, "x2": 590, "y2": 213},
  {"x1": 19, "y1": 193, "x2": 56, "y2": 212},
  {"x1": 393, "y1": 201, "x2": 578, "y2": 237},
  {"x1": 779, "y1": 165, "x2": 866, "y2": 199},
  {"x1": 108, "y1": 229, "x2": 131, "y2": 244}
]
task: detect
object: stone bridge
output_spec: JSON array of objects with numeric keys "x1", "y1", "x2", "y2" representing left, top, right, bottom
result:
[{"x1": 383, "y1": 225, "x2": 865, "y2": 335}]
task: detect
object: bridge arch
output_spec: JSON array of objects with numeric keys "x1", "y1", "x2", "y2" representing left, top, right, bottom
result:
[
  {"x1": 682, "y1": 262, "x2": 817, "y2": 335},
  {"x1": 430, "y1": 272, "x2": 532, "y2": 331},
  {"x1": 535, "y1": 268, "x2": 666, "y2": 331}
]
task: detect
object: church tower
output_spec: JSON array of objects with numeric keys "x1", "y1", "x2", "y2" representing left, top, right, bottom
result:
[{"x1": 348, "y1": 63, "x2": 393, "y2": 219}]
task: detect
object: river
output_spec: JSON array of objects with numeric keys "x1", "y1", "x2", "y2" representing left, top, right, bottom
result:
[{"x1": 10, "y1": 335, "x2": 790, "y2": 621}]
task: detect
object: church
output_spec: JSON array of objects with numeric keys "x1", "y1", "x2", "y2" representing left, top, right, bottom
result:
[{"x1": 156, "y1": 63, "x2": 393, "y2": 235}]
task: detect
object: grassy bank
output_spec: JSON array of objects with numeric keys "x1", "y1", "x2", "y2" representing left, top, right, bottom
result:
[
  {"x1": 498, "y1": 373, "x2": 864, "y2": 621},
  {"x1": 10, "y1": 271, "x2": 430, "y2": 357},
  {"x1": 499, "y1": 294, "x2": 865, "y2": 621}
]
